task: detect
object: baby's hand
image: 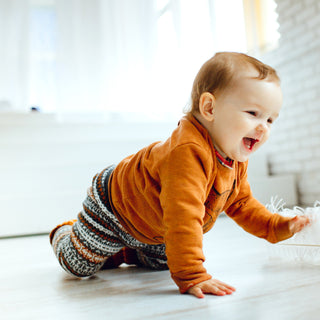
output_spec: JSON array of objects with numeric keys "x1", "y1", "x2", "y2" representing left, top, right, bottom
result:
[
  {"x1": 289, "y1": 215, "x2": 310, "y2": 235},
  {"x1": 187, "y1": 279, "x2": 236, "y2": 299}
]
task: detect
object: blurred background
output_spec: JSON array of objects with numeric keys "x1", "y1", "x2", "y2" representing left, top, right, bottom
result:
[{"x1": 1, "y1": 0, "x2": 319, "y2": 237}]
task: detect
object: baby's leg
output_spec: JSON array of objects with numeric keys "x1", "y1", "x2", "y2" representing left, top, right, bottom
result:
[
  {"x1": 101, "y1": 245, "x2": 168, "y2": 270},
  {"x1": 101, "y1": 247, "x2": 140, "y2": 269},
  {"x1": 50, "y1": 208, "x2": 124, "y2": 277},
  {"x1": 50, "y1": 216, "x2": 123, "y2": 277},
  {"x1": 50, "y1": 166, "x2": 123, "y2": 277},
  {"x1": 135, "y1": 244, "x2": 168, "y2": 270}
]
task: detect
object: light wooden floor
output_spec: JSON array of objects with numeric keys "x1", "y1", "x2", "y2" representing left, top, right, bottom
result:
[{"x1": 2, "y1": 216, "x2": 320, "y2": 320}]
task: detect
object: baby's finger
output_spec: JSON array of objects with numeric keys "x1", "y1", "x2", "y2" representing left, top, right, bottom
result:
[
  {"x1": 297, "y1": 216, "x2": 310, "y2": 230},
  {"x1": 302, "y1": 216, "x2": 310, "y2": 225},
  {"x1": 218, "y1": 285, "x2": 235, "y2": 294},
  {"x1": 214, "y1": 284, "x2": 234, "y2": 295},
  {"x1": 214, "y1": 279, "x2": 236, "y2": 292},
  {"x1": 201, "y1": 283, "x2": 228, "y2": 296},
  {"x1": 290, "y1": 216, "x2": 307, "y2": 233},
  {"x1": 188, "y1": 286, "x2": 205, "y2": 299}
]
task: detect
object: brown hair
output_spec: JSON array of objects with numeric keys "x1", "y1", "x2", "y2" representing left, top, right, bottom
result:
[{"x1": 187, "y1": 52, "x2": 280, "y2": 115}]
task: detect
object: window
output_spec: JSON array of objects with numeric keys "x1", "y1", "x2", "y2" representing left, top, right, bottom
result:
[
  {"x1": 23, "y1": 0, "x2": 280, "y2": 118},
  {"x1": 243, "y1": 0, "x2": 280, "y2": 54},
  {"x1": 29, "y1": 0, "x2": 56, "y2": 112}
]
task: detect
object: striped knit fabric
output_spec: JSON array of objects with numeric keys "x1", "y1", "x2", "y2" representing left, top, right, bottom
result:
[{"x1": 50, "y1": 165, "x2": 168, "y2": 277}]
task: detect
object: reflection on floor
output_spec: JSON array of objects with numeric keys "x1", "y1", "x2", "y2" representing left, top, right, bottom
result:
[{"x1": 2, "y1": 216, "x2": 320, "y2": 320}]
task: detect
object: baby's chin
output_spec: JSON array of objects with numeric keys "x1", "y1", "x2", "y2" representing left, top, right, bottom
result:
[
  {"x1": 229, "y1": 152, "x2": 250, "y2": 163},
  {"x1": 217, "y1": 146, "x2": 253, "y2": 163}
]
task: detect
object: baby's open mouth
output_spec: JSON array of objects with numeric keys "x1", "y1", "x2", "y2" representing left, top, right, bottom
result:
[{"x1": 243, "y1": 137, "x2": 259, "y2": 151}]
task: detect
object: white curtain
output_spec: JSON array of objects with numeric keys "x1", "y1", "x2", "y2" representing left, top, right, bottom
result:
[
  {"x1": 52, "y1": 0, "x2": 219, "y2": 120},
  {"x1": 0, "y1": 0, "x2": 248, "y2": 120},
  {"x1": 0, "y1": 0, "x2": 29, "y2": 111},
  {"x1": 55, "y1": 0, "x2": 158, "y2": 117},
  {"x1": 55, "y1": 0, "x2": 106, "y2": 114}
]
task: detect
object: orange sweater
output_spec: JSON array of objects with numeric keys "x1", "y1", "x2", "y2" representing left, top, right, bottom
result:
[{"x1": 109, "y1": 114, "x2": 293, "y2": 293}]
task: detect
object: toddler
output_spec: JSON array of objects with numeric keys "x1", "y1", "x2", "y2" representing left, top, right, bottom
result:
[{"x1": 50, "y1": 52, "x2": 309, "y2": 298}]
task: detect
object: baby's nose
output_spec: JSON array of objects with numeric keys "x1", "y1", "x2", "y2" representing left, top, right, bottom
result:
[{"x1": 256, "y1": 122, "x2": 269, "y2": 133}]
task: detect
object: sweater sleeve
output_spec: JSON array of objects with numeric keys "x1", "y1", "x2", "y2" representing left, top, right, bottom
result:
[
  {"x1": 159, "y1": 144, "x2": 213, "y2": 293},
  {"x1": 225, "y1": 163, "x2": 293, "y2": 243}
]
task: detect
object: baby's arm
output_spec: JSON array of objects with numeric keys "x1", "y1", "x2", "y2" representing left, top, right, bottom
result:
[
  {"x1": 186, "y1": 216, "x2": 309, "y2": 299},
  {"x1": 187, "y1": 279, "x2": 236, "y2": 299}
]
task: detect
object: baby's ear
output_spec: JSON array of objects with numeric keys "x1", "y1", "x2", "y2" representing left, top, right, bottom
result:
[{"x1": 199, "y1": 92, "x2": 215, "y2": 121}]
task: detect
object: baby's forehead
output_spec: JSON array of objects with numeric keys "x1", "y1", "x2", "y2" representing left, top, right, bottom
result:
[
  {"x1": 220, "y1": 71, "x2": 282, "y2": 104},
  {"x1": 233, "y1": 65, "x2": 261, "y2": 81},
  {"x1": 230, "y1": 67, "x2": 279, "y2": 88},
  {"x1": 223, "y1": 71, "x2": 258, "y2": 92}
]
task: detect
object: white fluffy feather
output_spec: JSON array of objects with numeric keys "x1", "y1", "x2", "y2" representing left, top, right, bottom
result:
[{"x1": 266, "y1": 197, "x2": 320, "y2": 265}]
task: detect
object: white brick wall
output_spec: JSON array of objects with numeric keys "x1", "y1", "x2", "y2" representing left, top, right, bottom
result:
[{"x1": 262, "y1": 0, "x2": 320, "y2": 205}]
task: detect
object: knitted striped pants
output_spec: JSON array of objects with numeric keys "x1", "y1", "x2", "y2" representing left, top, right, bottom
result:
[{"x1": 50, "y1": 165, "x2": 168, "y2": 277}]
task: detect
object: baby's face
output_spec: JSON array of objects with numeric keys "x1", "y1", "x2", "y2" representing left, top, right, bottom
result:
[{"x1": 208, "y1": 71, "x2": 282, "y2": 162}]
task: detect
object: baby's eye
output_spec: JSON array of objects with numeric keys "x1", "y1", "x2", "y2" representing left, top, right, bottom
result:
[{"x1": 246, "y1": 111, "x2": 256, "y2": 116}]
